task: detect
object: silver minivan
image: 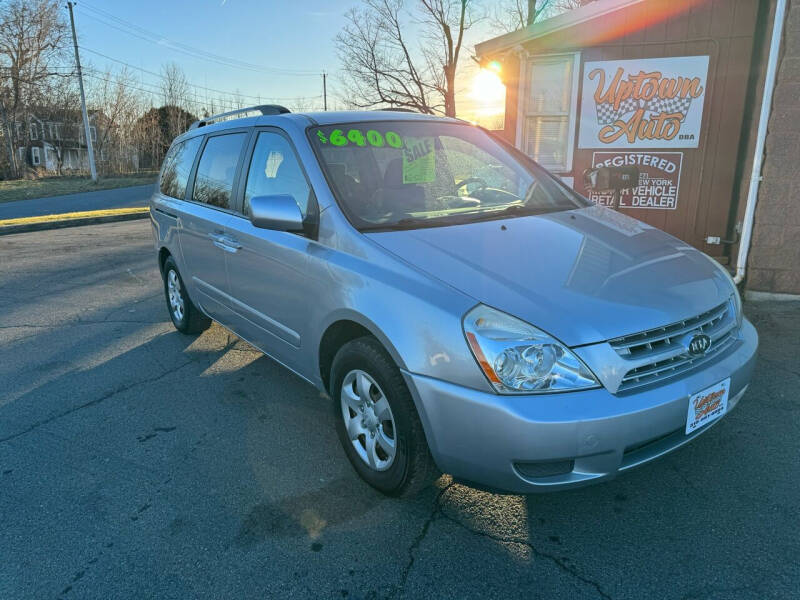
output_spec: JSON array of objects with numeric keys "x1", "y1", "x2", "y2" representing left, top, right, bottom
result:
[{"x1": 150, "y1": 106, "x2": 758, "y2": 496}]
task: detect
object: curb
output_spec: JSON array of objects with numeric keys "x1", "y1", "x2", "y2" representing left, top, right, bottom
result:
[{"x1": 0, "y1": 208, "x2": 149, "y2": 236}]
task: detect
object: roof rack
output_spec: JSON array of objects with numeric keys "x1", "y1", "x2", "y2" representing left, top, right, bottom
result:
[
  {"x1": 190, "y1": 104, "x2": 291, "y2": 129},
  {"x1": 372, "y1": 107, "x2": 418, "y2": 113}
]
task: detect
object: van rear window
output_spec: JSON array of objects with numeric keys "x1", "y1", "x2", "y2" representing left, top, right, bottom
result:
[{"x1": 160, "y1": 136, "x2": 202, "y2": 200}]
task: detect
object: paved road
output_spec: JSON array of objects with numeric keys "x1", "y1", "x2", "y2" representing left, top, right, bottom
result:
[
  {"x1": 0, "y1": 184, "x2": 154, "y2": 220},
  {"x1": 1, "y1": 221, "x2": 798, "y2": 600}
]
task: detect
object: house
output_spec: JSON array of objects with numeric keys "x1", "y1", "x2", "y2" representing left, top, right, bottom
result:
[
  {"x1": 13, "y1": 111, "x2": 98, "y2": 173},
  {"x1": 9, "y1": 108, "x2": 138, "y2": 175},
  {"x1": 475, "y1": 0, "x2": 799, "y2": 298}
]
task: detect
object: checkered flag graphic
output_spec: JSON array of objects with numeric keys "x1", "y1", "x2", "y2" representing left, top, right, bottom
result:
[
  {"x1": 594, "y1": 97, "x2": 641, "y2": 125},
  {"x1": 645, "y1": 95, "x2": 693, "y2": 118}
]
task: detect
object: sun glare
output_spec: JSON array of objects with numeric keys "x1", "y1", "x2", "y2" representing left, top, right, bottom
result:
[{"x1": 470, "y1": 69, "x2": 506, "y2": 108}]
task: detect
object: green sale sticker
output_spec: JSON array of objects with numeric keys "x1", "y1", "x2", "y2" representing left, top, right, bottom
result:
[{"x1": 402, "y1": 137, "x2": 435, "y2": 184}]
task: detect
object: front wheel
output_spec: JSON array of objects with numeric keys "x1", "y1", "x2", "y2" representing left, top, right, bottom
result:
[
  {"x1": 162, "y1": 256, "x2": 211, "y2": 334},
  {"x1": 331, "y1": 337, "x2": 437, "y2": 496}
]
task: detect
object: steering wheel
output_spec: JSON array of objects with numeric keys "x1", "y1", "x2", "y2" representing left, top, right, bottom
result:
[{"x1": 454, "y1": 177, "x2": 488, "y2": 193}]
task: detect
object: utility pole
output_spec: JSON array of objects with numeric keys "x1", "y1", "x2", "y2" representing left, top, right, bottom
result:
[
  {"x1": 66, "y1": 2, "x2": 97, "y2": 182},
  {"x1": 322, "y1": 72, "x2": 327, "y2": 111}
]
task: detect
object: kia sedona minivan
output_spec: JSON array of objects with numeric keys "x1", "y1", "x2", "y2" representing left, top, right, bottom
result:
[{"x1": 150, "y1": 105, "x2": 757, "y2": 496}]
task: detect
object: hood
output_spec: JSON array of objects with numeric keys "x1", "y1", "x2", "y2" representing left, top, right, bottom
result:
[{"x1": 366, "y1": 205, "x2": 733, "y2": 346}]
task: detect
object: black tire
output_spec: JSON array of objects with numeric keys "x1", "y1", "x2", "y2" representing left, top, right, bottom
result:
[
  {"x1": 331, "y1": 336, "x2": 437, "y2": 497},
  {"x1": 162, "y1": 256, "x2": 211, "y2": 334}
]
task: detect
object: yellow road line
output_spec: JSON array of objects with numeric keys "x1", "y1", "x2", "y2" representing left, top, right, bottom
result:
[{"x1": 0, "y1": 207, "x2": 149, "y2": 227}]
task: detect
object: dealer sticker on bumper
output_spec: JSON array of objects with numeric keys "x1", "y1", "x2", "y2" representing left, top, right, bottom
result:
[{"x1": 686, "y1": 378, "x2": 730, "y2": 434}]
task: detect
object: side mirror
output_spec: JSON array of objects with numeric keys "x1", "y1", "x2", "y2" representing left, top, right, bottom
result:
[
  {"x1": 249, "y1": 194, "x2": 304, "y2": 232},
  {"x1": 583, "y1": 166, "x2": 640, "y2": 192}
]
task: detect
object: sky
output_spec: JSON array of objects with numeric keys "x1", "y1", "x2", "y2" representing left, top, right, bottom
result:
[{"x1": 72, "y1": 0, "x2": 506, "y2": 124}]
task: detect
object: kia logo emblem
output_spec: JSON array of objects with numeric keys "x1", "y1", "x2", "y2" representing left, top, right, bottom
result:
[{"x1": 688, "y1": 333, "x2": 712, "y2": 356}]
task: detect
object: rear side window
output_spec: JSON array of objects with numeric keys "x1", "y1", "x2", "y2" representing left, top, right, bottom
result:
[
  {"x1": 192, "y1": 132, "x2": 248, "y2": 209},
  {"x1": 159, "y1": 136, "x2": 202, "y2": 199}
]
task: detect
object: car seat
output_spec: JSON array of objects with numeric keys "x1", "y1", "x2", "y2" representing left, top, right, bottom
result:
[{"x1": 372, "y1": 158, "x2": 427, "y2": 214}]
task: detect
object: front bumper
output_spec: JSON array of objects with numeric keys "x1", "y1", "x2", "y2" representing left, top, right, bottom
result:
[{"x1": 403, "y1": 317, "x2": 758, "y2": 494}]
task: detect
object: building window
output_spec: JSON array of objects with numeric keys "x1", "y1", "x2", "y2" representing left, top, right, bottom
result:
[
  {"x1": 80, "y1": 126, "x2": 98, "y2": 144},
  {"x1": 518, "y1": 53, "x2": 580, "y2": 173},
  {"x1": 31, "y1": 146, "x2": 41, "y2": 166},
  {"x1": 49, "y1": 122, "x2": 60, "y2": 140},
  {"x1": 29, "y1": 122, "x2": 38, "y2": 140}
]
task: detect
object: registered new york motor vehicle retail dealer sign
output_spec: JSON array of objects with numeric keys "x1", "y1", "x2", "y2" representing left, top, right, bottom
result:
[{"x1": 586, "y1": 151, "x2": 683, "y2": 210}]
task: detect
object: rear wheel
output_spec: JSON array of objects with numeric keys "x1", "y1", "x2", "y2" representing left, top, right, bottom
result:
[
  {"x1": 331, "y1": 337, "x2": 437, "y2": 496},
  {"x1": 162, "y1": 256, "x2": 211, "y2": 334}
]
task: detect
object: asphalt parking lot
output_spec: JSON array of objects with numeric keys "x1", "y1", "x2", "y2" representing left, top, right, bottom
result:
[{"x1": 1, "y1": 220, "x2": 798, "y2": 600}]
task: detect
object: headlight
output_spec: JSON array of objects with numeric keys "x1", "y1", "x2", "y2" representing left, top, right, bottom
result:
[
  {"x1": 732, "y1": 287, "x2": 743, "y2": 328},
  {"x1": 462, "y1": 305, "x2": 599, "y2": 394},
  {"x1": 707, "y1": 256, "x2": 743, "y2": 327}
]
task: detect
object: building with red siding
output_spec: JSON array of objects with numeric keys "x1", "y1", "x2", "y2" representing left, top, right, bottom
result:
[{"x1": 475, "y1": 0, "x2": 799, "y2": 298}]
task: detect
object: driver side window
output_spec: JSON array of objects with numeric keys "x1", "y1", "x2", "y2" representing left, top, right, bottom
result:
[{"x1": 244, "y1": 131, "x2": 311, "y2": 217}]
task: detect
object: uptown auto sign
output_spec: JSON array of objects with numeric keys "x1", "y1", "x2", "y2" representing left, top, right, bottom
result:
[{"x1": 578, "y1": 56, "x2": 709, "y2": 149}]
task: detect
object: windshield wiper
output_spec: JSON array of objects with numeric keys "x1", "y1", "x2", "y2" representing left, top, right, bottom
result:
[
  {"x1": 453, "y1": 203, "x2": 555, "y2": 224},
  {"x1": 359, "y1": 218, "x2": 423, "y2": 232},
  {"x1": 360, "y1": 204, "x2": 556, "y2": 232}
]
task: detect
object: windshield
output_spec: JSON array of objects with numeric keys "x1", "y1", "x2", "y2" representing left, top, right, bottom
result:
[{"x1": 309, "y1": 120, "x2": 588, "y2": 231}]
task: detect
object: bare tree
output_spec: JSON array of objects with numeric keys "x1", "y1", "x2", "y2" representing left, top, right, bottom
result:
[
  {"x1": 490, "y1": 0, "x2": 548, "y2": 31},
  {"x1": 287, "y1": 96, "x2": 323, "y2": 112},
  {"x1": 420, "y1": 0, "x2": 472, "y2": 117},
  {"x1": 89, "y1": 67, "x2": 140, "y2": 174},
  {"x1": 231, "y1": 89, "x2": 244, "y2": 110},
  {"x1": 488, "y1": 0, "x2": 583, "y2": 33},
  {"x1": 160, "y1": 62, "x2": 192, "y2": 141},
  {"x1": 335, "y1": 0, "x2": 476, "y2": 117},
  {"x1": 131, "y1": 104, "x2": 163, "y2": 171},
  {"x1": 0, "y1": 0, "x2": 69, "y2": 177}
]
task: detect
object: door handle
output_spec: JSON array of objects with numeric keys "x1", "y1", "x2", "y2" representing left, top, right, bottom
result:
[
  {"x1": 211, "y1": 235, "x2": 241, "y2": 253},
  {"x1": 221, "y1": 235, "x2": 242, "y2": 250},
  {"x1": 212, "y1": 240, "x2": 239, "y2": 254},
  {"x1": 208, "y1": 231, "x2": 241, "y2": 252}
]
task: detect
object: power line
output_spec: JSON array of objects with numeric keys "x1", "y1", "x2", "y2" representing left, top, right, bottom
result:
[
  {"x1": 81, "y1": 70, "x2": 236, "y2": 113},
  {"x1": 79, "y1": 70, "x2": 324, "y2": 114},
  {"x1": 78, "y1": 2, "x2": 320, "y2": 77},
  {"x1": 0, "y1": 65, "x2": 324, "y2": 114},
  {"x1": 80, "y1": 46, "x2": 320, "y2": 103}
]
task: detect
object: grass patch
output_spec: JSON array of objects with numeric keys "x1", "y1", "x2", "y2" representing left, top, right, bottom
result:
[{"x1": 0, "y1": 172, "x2": 157, "y2": 203}]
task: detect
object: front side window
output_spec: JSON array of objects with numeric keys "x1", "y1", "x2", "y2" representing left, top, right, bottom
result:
[
  {"x1": 522, "y1": 55, "x2": 578, "y2": 172},
  {"x1": 244, "y1": 131, "x2": 311, "y2": 218},
  {"x1": 309, "y1": 121, "x2": 587, "y2": 231},
  {"x1": 192, "y1": 132, "x2": 247, "y2": 209},
  {"x1": 159, "y1": 136, "x2": 202, "y2": 199}
]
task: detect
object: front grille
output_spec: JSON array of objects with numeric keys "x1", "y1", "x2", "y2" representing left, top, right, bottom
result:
[{"x1": 611, "y1": 299, "x2": 739, "y2": 393}]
